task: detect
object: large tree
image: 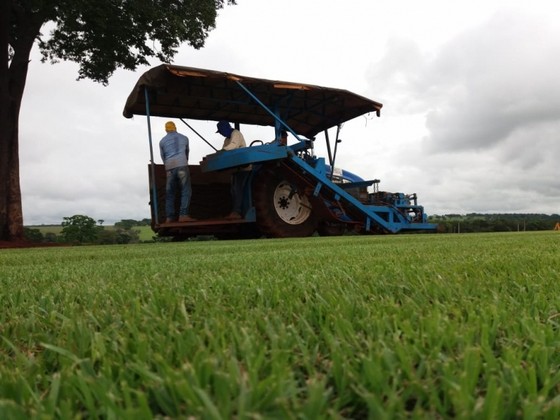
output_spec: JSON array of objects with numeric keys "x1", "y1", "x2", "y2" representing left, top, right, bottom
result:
[
  {"x1": 61, "y1": 214, "x2": 100, "y2": 244},
  {"x1": 1, "y1": 0, "x2": 235, "y2": 241}
]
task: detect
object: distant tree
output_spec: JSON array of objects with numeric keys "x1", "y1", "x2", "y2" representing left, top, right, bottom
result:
[
  {"x1": 96, "y1": 229, "x2": 117, "y2": 245},
  {"x1": 115, "y1": 219, "x2": 138, "y2": 229},
  {"x1": 44, "y1": 232, "x2": 58, "y2": 243},
  {"x1": 429, "y1": 213, "x2": 557, "y2": 233},
  {"x1": 61, "y1": 214, "x2": 100, "y2": 244},
  {"x1": 1, "y1": 0, "x2": 237, "y2": 241},
  {"x1": 23, "y1": 227, "x2": 43, "y2": 243},
  {"x1": 96, "y1": 227, "x2": 140, "y2": 245},
  {"x1": 97, "y1": 219, "x2": 104, "y2": 226},
  {"x1": 115, "y1": 228, "x2": 140, "y2": 244}
]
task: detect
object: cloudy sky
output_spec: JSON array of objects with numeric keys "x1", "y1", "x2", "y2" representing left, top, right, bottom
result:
[{"x1": 19, "y1": 0, "x2": 560, "y2": 225}]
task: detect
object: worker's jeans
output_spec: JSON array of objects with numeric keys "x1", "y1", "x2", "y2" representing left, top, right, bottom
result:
[
  {"x1": 165, "y1": 166, "x2": 192, "y2": 219},
  {"x1": 231, "y1": 170, "x2": 251, "y2": 214}
]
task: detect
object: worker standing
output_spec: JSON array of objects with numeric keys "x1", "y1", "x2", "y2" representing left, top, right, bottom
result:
[
  {"x1": 159, "y1": 121, "x2": 196, "y2": 223},
  {"x1": 216, "y1": 120, "x2": 250, "y2": 220}
]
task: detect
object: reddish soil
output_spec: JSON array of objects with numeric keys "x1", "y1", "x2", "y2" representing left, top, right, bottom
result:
[{"x1": 0, "y1": 240, "x2": 67, "y2": 249}]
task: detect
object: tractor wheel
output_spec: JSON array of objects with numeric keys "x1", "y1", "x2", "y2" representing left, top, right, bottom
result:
[{"x1": 253, "y1": 167, "x2": 317, "y2": 237}]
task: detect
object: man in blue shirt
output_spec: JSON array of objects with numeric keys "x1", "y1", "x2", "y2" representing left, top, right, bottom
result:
[{"x1": 159, "y1": 121, "x2": 195, "y2": 223}]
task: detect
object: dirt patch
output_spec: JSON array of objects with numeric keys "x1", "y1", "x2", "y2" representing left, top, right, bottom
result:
[{"x1": 0, "y1": 240, "x2": 68, "y2": 249}]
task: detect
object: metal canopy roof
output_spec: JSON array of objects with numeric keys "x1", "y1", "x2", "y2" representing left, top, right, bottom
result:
[{"x1": 123, "y1": 64, "x2": 383, "y2": 138}]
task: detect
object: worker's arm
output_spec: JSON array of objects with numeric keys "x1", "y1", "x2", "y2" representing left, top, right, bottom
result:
[{"x1": 222, "y1": 130, "x2": 245, "y2": 151}]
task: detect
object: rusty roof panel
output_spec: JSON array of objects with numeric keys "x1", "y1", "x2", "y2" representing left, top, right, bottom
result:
[{"x1": 123, "y1": 64, "x2": 382, "y2": 138}]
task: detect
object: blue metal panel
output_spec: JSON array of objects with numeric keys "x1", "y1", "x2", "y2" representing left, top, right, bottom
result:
[
  {"x1": 313, "y1": 183, "x2": 322, "y2": 197},
  {"x1": 325, "y1": 165, "x2": 365, "y2": 183},
  {"x1": 201, "y1": 144, "x2": 288, "y2": 172},
  {"x1": 399, "y1": 222, "x2": 437, "y2": 231},
  {"x1": 244, "y1": 206, "x2": 257, "y2": 222}
]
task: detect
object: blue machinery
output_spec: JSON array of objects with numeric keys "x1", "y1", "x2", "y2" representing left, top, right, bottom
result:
[
  {"x1": 200, "y1": 142, "x2": 435, "y2": 234},
  {"x1": 126, "y1": 64, "x2": 437, "y2": 236}
]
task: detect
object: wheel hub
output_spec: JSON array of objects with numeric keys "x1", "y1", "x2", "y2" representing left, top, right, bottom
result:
[
  {"x1": 273, "y1": 182, "x2": 312, "y2": 225},
  {"x1": 278, "y1": 196, "x2": 290, "y2": 209}
]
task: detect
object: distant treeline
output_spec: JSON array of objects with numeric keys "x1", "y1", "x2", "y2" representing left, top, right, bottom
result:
[
  {"x1": 25, "y1": 215, "x2": 559, "y2": 243},
  {"x1": 113, "y1": 219, "x2": 151, "y2": 229},
  {"x1": 25, "y1": 217, "x2": 153, "y2": 245},
  {"x1": 429, "y1": 213, "x2": 560, "y2": 233}
]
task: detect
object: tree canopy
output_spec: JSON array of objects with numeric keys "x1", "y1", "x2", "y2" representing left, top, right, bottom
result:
[
  {"x1": 1, "y1": 0, "x2": 236, "y2": 241},
  {"x1": 61, "y1": 214, "x2": 100, "y2": 243},
  {"x1": 36, "y1": 0, "x2": 235, "y2": 84}
]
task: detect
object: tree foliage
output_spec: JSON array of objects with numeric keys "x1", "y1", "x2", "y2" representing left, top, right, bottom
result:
[
  {"x1": 430, "y1": 213, "x2": 560, "y2": 233},
  {"x1": 26, "y1": 217, "x2": 146, "y2": 245},
  {"x1": 37, "y1": 0, "x2": 235, "y2": 84},
  {"x1": 23, "y1": 226, "x2": 44, "y2": 242},
  {"x1": 61, "y1": 214, "x2": 101, "y2": 244},
  {"x1": 96, "y1": 227, "x2": 140, "y2": 245},
  {"x1": 1, "y1": 0, "x2": 236, "y2": 241},
  {"x1": 115, "y1": 218, "x2": 150, "y2": 229}
]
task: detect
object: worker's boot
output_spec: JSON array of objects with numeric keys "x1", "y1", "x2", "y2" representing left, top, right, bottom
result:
[
  {"x1": 225, "y1": 212, "x2": 242, "y2": 220},
  {"x1": 178, "y1": 215, "x2": 197, "y2": 223}
]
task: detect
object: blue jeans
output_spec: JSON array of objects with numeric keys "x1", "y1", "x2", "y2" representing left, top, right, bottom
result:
[
  {"x1": 231, "y1": 170, "x2": 251, "y2": 214},
  {"x1": 165, "y1": 166, "x2": 192, "y2": 219}
]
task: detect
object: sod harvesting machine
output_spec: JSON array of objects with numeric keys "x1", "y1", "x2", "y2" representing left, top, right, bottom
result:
[{"x1": 123, "y1": 64, "x2": 437, "y2": 239}]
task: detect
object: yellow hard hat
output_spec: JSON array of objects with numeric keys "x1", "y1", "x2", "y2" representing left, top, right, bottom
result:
[{"x1": 165, "y1": 121, "x2": 176, "y2": 132}]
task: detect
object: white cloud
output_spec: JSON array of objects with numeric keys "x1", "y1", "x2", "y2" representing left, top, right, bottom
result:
[{"x1": 364, "y1": 7, "x2": 560, "y2": 215}]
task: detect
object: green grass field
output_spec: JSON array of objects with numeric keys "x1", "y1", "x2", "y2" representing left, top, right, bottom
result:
[
  {"x1": 132, "y1": 225, "x2": 154, "y2": 242},
  {"x1": 1, "y1": 232, "x2": 559, "y2": 418}
]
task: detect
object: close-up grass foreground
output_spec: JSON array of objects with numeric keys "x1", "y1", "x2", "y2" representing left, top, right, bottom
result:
[{"x1": 1, "y1": 232, "x2": 559, "y2": 418}]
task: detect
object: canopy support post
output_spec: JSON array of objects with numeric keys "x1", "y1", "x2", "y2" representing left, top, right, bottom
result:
[
  {"x1": 330, "y1": 125, "x2": 342, "y2": 180},
  {"x1": 234, "y1": 80, "x2": 302, "y2": 142},
  {"x1": 180, "y1": 118, "x2": 218, "y2": 151},
  {"x1": 144, "y1": 87, "x2": 159, "y2": 223},
  {"x1": 325, "y1": 129, "x2": 333, "y2": 168}
]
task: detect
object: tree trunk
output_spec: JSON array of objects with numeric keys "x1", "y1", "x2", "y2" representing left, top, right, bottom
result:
[
  {"x1": 0, "y1": 0, "x2": 11, "y2": 240},
  {"x1": 0, "y1": 2, "x2": 43, "y2": 241}
]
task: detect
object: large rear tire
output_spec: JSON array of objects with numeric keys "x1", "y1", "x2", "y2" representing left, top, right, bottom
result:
[{"x1": 253, "y1": 166, "x2": 317, "y2": 237}]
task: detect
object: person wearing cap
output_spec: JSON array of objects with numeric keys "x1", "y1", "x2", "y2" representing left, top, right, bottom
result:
[
  {"x1": 159, "y1": 121, "x2": 196, "y2": 223},
  {"x1": 217, "y1": 120, "x2": 246, "y2": 151},
  {"x1": 216, "y1": 120, "x2": 249, "y2": 220}
]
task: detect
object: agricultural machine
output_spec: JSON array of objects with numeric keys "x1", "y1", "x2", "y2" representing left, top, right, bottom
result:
[{"x1": 123, "y1": 64, "x2": 437, "y2": 239}]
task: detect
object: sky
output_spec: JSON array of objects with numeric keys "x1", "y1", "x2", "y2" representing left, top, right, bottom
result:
[{"x1": 19, "y1": 0, "x2": 560, "y2": 225}]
